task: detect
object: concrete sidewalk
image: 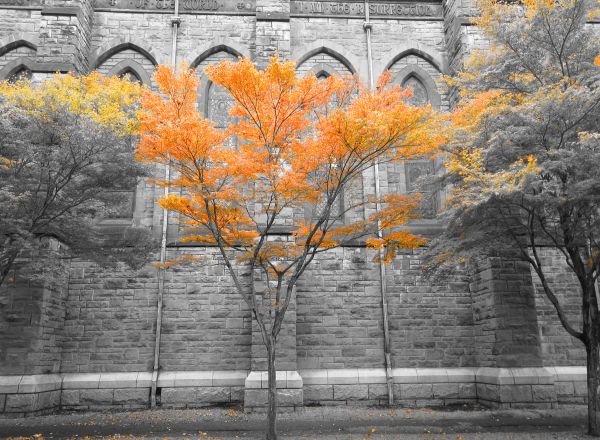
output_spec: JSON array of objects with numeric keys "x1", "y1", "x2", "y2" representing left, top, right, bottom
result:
[{"x1": 0, "y1": 405, "x2": 592, "y2": 439}]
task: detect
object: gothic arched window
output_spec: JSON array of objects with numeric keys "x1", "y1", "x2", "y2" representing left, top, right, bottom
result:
[
  {"x1": 207, "y1": 81, "x2": 234, "y2": 129},
  {"x1": 118, "y1": 68, "x2": 142, "y2": 84},
  {"x1": 8, "y1": 67, "x2": 32, "y2": 83},
  {"x1": 104, "y1": 67, "x2": 143, "y2": 219},
  {"x1": 402, "y1": 75, "x2": 429, "y2": 107}
]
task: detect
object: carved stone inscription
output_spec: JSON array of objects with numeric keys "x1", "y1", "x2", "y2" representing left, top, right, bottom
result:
[
  {"x1": 94, "y1": 0, "x2": 255, "y2": 13},
  {"x1": 291, "y1": 1, "x2": 442, "y2": 18}
]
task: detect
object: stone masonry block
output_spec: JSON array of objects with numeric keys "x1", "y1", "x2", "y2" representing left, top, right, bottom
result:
[
  {"x1": 476, "y1": 383, "x2": 500, "y2": 402},
  {"x1": 400, "y1": 384, "x2": 433, "y2": 399},
  {"x1": 61, "y1": 389, "x2": 80, "y2": 406},
  {"x1": 197, "y1": 386, "x2": 230, "y2": 403},
  {"x1": 244, "y1": 389, "x2": 268, "y2": 407},
  {"x1": 80, "y1": 389, "x2": 114, "y2": 405},
  {"x1": 231, "y1": 386, "x2": 244, "y2": 402},
  {"x1": 304, "y1": 385, "x2": 333, "y2": 401},
  {"x1": 113, "y1": 388, "x2": 148, "y2": 405},
  {"x1": 432, "y1": 383, "x2": 459, "y2": 399},
  {"x1": 555, "y1": 381, "x2": 574, "y2": 397},
  {"x1": 333, "y1": 384, "x2": 368, "y2": 400},
  {"x1": 574, "y1": 381, "x2": 587, "y2": 396},
  {"x1": 161, "y1": 387, "x2": 195, "y2": 405},
  {"x1": 499, "y1": 385, "x2": 533, "y2": 403},
  {"x1": 458, "y1": 383, "x2": 477, "y2": 399},
  {"x1": 277, "y1": 389, "x2": 303, "y2": 406},
  {"x1": 368, "y1": 384, "x2": 389, "y2": 400},
  {"x1": 36, "y1": 390, "x2": 60, "y2": 410},
  {"x1": 532, "y1": 385, "x2": 556, "y2": 402},
  {"x1": 5, "y1": 393, "x2": 36, "y2": 412}
]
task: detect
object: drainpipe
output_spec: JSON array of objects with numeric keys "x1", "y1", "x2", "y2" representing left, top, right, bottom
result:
[
  {"x1": 364, "y1": 0, "x2": 394, "y2": 406},
  {"x1": 150, "y1": 0, "x2": 180, "y2": 408}
]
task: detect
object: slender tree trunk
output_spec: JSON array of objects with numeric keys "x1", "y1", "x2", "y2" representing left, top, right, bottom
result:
[
  {"x1": 266, "y1": 338, "x2": 277, "y2": 440},
  {"x1": 586, "y1": 334, "x2": 600, "y2": 436}
]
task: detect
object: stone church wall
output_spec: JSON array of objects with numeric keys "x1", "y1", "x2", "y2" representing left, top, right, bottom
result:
[{"x1": 0, "y1": 0, "x2": 594, "y2": 415}]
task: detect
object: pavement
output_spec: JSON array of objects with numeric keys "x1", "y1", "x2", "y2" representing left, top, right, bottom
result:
[{"x1": 0, "y1": 404, "x2": 594, "y2": 439}]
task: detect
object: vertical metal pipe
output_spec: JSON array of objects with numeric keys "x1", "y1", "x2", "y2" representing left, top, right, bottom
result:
[
  {"x1": 364, "y1": 0, "x2": 394, "y2": 406},
  {"x1": 150, "y1": 0, "x2": 179, "y2": 408}
]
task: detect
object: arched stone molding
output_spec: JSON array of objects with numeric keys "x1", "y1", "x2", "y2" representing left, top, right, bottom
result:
[
  {"x1": 0, "y1": 57, "x2": 36, "y2": 80},
  {"x1": 378, "y1": 42, "x2": 446, "y2": 79},
  {"x1": 191, "y1": 46, "x2": 242, "y2": 117},
  {"x1": 107, "y1": 59, "x2": 152, "y2": 85},
  {"x1": 189, "y1": 40, "x2": 250, "y2": 68},
  {"x1": 0, "y1": 35, "x2": 38, "y2": 58},
  {"x1": 293, "y1": 41, "x2": 359, "y2": 75},
  {"x1": 91, "y1": 38, "x2": 159, "y2": 69},
  {"x1": 390, "y1": 64, "x2": 441, "y2": 110}
]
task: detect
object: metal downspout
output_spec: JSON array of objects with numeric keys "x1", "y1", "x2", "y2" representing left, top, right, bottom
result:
[
  {"x1": 150, "y1": 0, "x2": 180, "y2": 408},
  {"x1": 364, "y1": 0, "x2": 394, "y2": 406}
]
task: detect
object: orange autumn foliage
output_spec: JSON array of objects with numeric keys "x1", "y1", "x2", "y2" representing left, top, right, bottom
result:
[{"x1": 137, "y1": 57, "x2": 441, "y2": 267}]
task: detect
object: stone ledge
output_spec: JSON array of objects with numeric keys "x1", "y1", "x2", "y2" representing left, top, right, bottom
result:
[
  {"x1": 301, "y1": 367, "x2": 577, "y2": 387},
  {"x1": 552, "y1": 366, "x2": 586, "y2": 382},
  {"x1": 157, "y1": 370, "x2": 247, "y2": 388},
  {"x1": 18, "y1": 374, "x2": 62, "y2": 393},
  {"x1": 244, "y1": 371, "x2": 303, "y2": 389}
]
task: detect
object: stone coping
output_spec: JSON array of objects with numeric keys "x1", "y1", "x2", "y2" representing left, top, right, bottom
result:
[
  {"x1": 245, "y1": 371, "x2": 303, "y2": 389},
  {"x1": 0, "y1": 367, "x2": 586, "y2": 394},
  {"x1": 300, "y1": 367, "x2": 587, "y2": 386}
]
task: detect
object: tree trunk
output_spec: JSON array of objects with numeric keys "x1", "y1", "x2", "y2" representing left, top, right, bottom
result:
[
  {"x1": 587, "y1": 338, "x2": 600, "y2": 436},
  {"x1": 266, "y1": 339, "x2": 277, "y2": 440}
]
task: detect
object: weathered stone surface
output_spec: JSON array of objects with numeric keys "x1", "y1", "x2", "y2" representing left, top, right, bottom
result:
[
  {"x1": 555, "y1": 381, "x2": 574, "y2": 397},
  {"x1": 244, "y1": 389, "x2": 268, "y2": 407},
  {"x1": 161, "y1": 388, "x2": 196, "y2": 405},
  {"x1": 333, "y1": 385, "x2": 368, "y2": 400},
  {"x1": 476, "y1": 384, "x2": 500, "y2": 402},
  {"x1": 304, "y1": 385, "x2": 333, "y2": 401},
  {"x1": 36, "y1": 390, "x2": 61, "y2": 410},
  {"x1": 5, "y1": 393, "x2": 36, "y2": 412},
  {"x1": 113, "y1": 388, "x2": 149, "y2": 405},
  {"x1": 61, "y1": 389, "x2": 80, "y2": 406},
  {"x1": 400, "y1": 384, "x2": 433, "y2": 399},
  {"x1": 244, "y1": 388, "x2": 302, "y2": 407},
  {"x1": 499, "y1": 385, "x2": 533, "y2": 403},
  {"x1": 197, "y1": 387, "x2": 230, "y2": 403},
  {"x1": 80, "y1": 389, "x2": 114, "y2": 405},
  {"x1": 531, "y1": 385, "x2": 556, "y2": 402},
  {"x1": 458, "y1": 383, "x2": 477, "y2": 399},
  {"x1": 432, "y1": 383, "x2": 459, "y2": 399},
  {"x1": 368, "y1": 384, "x2": 389, "y2": 400},
  {"x1": 277, "y1": 389, "x2": 303, "y2": 406}
]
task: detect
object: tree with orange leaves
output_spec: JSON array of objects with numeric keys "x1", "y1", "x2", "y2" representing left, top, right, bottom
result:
[{"x1": 137, "y1": 57, "x2": 441, "y2": 440}]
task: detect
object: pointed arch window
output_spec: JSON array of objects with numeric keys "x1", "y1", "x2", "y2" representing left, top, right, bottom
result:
[
  {"x1": 207, "y1": 81, "x2": 235, "y2": 130},
  {"x1": 308, "y1": 70, "x2": 344, "y2": 223},
  {"x1": 118, "y1": 68, "x2": 143, "y2": 84},
  {"x1": 103, "y1": 67, "x2": 143, "y2": 220},
  {"x1": 8, "y1": 66, "x2": 32, "y2": 83},
  {"x1": 402, "y1": 75, "x2": 429, "y2": 107}
]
